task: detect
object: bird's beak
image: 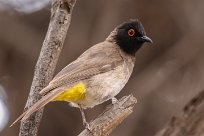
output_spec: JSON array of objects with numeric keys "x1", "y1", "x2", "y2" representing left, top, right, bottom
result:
[{"x1": 141, "y1": 36, "x2": 153, "y2": 44}]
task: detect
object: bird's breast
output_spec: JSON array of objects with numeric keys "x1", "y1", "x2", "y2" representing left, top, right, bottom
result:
[{"x1": 79, "y1": 62, "x2": 134, "y2": 108}]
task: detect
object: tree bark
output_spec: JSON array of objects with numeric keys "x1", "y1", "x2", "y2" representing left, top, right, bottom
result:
[
  {"x1": 155, "y1": 89, "x2": 204, "y2": 136},
  {"x1": 19, "y1": 0, "x2": 77, "y2": 135},
  {"x1": 78, "y1": 95, "x2": 137, "y2": 136}
]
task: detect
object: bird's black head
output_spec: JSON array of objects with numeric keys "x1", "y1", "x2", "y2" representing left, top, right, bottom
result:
[{"x1": 114, "y1": 19, "x2": 153, "y2": 55}]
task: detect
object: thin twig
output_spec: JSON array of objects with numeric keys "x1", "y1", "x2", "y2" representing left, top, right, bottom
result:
[
  {"x1": 19, "y1": 0, "x2": 77, "y2": 136},
  {"x1": 78, "y1": 95, "x2": 137, "y2": 136},
  {"x1": 155, "y1": 89, "x2": 204, "y2": 136}
]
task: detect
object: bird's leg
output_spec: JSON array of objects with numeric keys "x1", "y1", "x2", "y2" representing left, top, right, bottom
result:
[
  {"x1": 111, "y1": 97, "x2": 119, "y2": 105},
  {"x1": 79, "y1": 106, "x2": 90, "y2": 130}
]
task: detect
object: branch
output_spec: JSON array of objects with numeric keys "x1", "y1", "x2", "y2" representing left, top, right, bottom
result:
[
  {"x1": 155, "y1": 89, "x2": 204, "y2": 136},
  {"x1": 19, "y1": 0, "x2": 77, "y2": 136},
  {"x1": 78, "y1": 95, "x2": 137, "y2": 136}
]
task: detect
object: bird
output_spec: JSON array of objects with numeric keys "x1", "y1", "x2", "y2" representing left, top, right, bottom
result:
[{"x1": 10, "y1": 19, "x2": 153, "y2": 129}]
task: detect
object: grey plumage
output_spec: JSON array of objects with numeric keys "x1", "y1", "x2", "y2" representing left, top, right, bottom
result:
[{"x1": 11, "y1": 19, "x2": 152, "y2": 127}]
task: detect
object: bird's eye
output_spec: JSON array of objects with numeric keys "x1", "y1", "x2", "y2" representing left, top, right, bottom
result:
[{"x1": 128, "y1": 29, "x2": 135, "y2": 37}]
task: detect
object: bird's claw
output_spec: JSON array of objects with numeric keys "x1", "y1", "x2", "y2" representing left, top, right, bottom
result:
[
  {"x1": 83, "y1": 121, "x2": 94, "y2": 135},
  {"x1": 111, "y1": 97, "x2": 119, "y2": 105},
  {"x1": 83, "y1": 121, "x2": 90, "y2": 130}
]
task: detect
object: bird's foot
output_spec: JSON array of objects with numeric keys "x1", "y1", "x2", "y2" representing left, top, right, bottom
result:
[
  {"x1": 83, "y1": 121, "x2": 94, "y2": 135},
  {"x1": 111, "y1": 97, "x2": 119, "y2": 105},
  {"x1": 79, "y1": 106, "x2": 93, "y2": 134},
  {"x1": 83, "y1": 121, "x2": 90, "y2": 130}
]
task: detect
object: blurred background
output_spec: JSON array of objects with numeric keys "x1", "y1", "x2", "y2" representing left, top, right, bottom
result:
[{"x1": 0, "y1": 0, "x2": 204, "y2": 135}]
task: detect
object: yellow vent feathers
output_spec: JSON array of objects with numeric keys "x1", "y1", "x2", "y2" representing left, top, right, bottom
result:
[{"x1": 53, "y1": 82, "x2": 86, "y2": 102}]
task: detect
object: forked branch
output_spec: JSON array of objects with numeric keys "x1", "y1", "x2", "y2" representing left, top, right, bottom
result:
[{"x1": 19, "y1": 0, "x2": 77, "y2": 136}]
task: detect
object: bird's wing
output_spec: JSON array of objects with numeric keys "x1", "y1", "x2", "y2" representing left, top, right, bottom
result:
[
  {"x1": 40, "y1": 42, "x2": 123, "y2": 95},
  {"x1": 10, "y1": 42, "x2": 124, "y2": 126}
]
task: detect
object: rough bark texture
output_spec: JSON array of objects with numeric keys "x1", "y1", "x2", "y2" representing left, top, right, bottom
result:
[
  {"x1": 19, "y1": 0, "x2": 77, "y2": 136},
  {"x1": 78, "y1": 95, "x2": 137, "y2": 136},
  {"x1": 155, "y1": 90, "x2": 204, "y2": 136}
]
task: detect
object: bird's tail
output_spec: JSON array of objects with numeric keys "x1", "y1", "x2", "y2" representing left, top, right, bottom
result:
[{"x1": 10, "y1": 89, "x2": 62, "y2": 127}]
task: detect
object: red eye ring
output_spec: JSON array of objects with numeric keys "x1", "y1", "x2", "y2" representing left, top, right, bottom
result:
[{"x1": 128, "y1": 29, "x2": 135, "y2": 37}]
